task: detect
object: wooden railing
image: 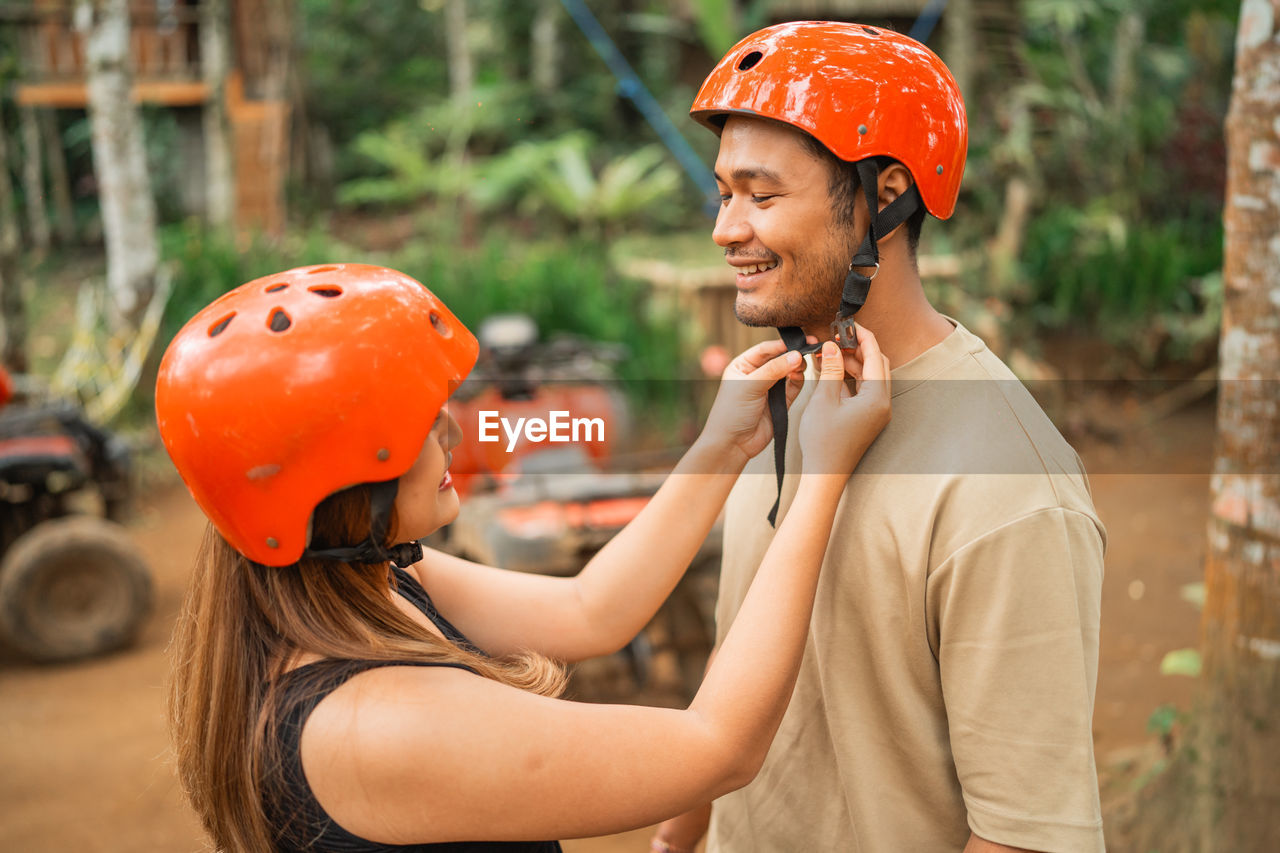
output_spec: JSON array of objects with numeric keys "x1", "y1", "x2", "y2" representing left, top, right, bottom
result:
[{"x1": 1, "y1": 1, "x2": 206, "y2": 106}]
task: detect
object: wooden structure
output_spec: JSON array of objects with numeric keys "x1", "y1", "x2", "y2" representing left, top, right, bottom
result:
[{"x1": 0, "y1": 0, "x2": 289, "y2": 235}]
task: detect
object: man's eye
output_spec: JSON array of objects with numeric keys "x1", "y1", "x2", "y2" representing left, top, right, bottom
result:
[{"x1": 752, "y1": 195, "x2": 776, "y2": 203}]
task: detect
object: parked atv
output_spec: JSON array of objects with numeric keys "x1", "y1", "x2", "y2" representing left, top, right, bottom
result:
[
  {"x1": 433, "y1": 316, "x2": 719, "y2": 703},
  {"x1": 0, "y1": 367, "x2": 153, "y2": 663}
]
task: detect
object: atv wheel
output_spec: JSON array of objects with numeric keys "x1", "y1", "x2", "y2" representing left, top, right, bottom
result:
[{"x1": 0, "y1": 516, "x2": 154, "y2": 662}]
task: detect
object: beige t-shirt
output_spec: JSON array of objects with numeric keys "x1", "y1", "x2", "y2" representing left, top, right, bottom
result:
[{"x1": 709, "y1": 323, "x2": 1106, "y2": 853}]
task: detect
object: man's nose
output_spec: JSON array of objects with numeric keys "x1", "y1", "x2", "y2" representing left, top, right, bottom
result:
[{"x1": 712, "y1": 199, "x2": 752, "y2": 247}]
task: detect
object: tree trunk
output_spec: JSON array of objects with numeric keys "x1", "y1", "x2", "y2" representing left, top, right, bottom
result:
[
  {"x1": 444, "y1": 0, "x2": 473, "y2": 100},
  {"x1": 1199, "y1": 0, "x2": 1280, "y2": 848},
  {"x1": 201, "y1": 0, "x2": 235, "y2": 229},
  {"x1": 943, "y1": 0, "x2": 975, "y2": 105},
  {"x1": 39, "y1": 109, "x2": 77, "y2": 245},
  {"x1": 259, "y1": 0, "x2": 292, "y2": 237},
  {"x1": 0, "y1": 116, "x2": 28, "y2": 373},
  {"x1": 78, "y1": 0, "x2": 159, "y2": 327},
  {"x1": 531, "y1": 0, "x2": 560, "y2": 95},
  {"x1": 19, "y1": 106, "x2": 50, "y2": 257}
]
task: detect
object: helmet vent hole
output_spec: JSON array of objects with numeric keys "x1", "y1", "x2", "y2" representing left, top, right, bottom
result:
[
  {"x1": 429, "y1": 311, "x2": 453, "y2": 338},
  {"x1": 862, "y1": 26, "x2": 879, "y2": 36},
  {"x1": 736, "y1": 51, "x2": 764, "y2": 71},
  {"x1": 208, "y1": 313, "x2": 236, "y2": 337},
  {"x1": 265, "y1": 283, "x2": 288, "y2": 293},
  {"x1": 309, "y1": 285, "x2": 343, "y2": 298},
  {"x1": 268, "y1": 309, "x2": 292, "y2": 333},
  {"x1": 306, "y1": 265, "x2": 339, "y2": 275}
]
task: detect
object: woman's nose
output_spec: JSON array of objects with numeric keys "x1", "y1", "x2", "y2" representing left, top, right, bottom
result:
[{"x1": 444, "y1": 412, "x2": 463, "y2": 451}]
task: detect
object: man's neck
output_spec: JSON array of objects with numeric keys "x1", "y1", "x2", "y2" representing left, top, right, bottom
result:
[{"x1": 802, "y1": 268, "x2": 954, "y2": 369}]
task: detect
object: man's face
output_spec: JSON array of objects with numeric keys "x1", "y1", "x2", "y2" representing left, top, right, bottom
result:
[{"x1": 712, "y1": 116, "x2": 857, "y2": 329}]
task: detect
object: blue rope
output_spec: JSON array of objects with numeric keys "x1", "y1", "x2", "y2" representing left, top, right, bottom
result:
[
  {"x1": 559, "y1": 0, "x2": 950, "y2": 217},
  {"x1": 908, "y1": 0, "x2": 949, "y2": 44},
  {"x1": 558, "y1": 0, "x2": 720, "y2": 214}
]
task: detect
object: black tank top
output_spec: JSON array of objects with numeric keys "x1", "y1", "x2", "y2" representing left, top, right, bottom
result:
[{"x1": 264, "y1": 568, "x2": 563, "y2": 853}]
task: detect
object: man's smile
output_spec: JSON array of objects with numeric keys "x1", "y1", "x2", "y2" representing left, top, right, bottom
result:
[{"x1": 728, "y1": 257, "x2": 780, "y2": 288}]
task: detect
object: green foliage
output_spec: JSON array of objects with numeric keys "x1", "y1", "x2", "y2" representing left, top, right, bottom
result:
[
  {"x1": 481, "y1": 134, "x2": 683, "y2": 237},
  {"x1": 1015, "y1": 0, "x2": 1237, "y2": 218},
  {"x1": 158, "y1": 224, "x2": 686, "y2": 419},
  {"x1": 1019, "y1": 206, "x2": 1223, "y2": 362},
  {"x1": 298, "y1": 0, "x2": 450, "y2": 157},
  {"x1": 685, "y1": 0, "x2": 772, "y2": 56},
  {"x1": 342, "y1": 122, "x2": 687, "y2": 237},
  {"x1": 390, "y1": 235, "x2": 685, "y2": 391},
  {"x1": 159, "y1": 222, "x2": 339, "y2": 343},
  {"x1": 686, "y1": 0, "x2": 738, "y2": 57},
  {"x1": 1159, "y1": 649, "x2": 1202, "y2": 678},
  {"x1": 1147, "y1": 703, "x2": 1180, "y2": 738}
]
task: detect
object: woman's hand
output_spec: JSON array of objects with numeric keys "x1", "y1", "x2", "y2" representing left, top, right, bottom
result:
[
  {"x1": 799, "y1": 325, "x2": 891, "y2": 477},
  {"x1": 699, "y1": 338, "x2": 811, "y2": 465}
]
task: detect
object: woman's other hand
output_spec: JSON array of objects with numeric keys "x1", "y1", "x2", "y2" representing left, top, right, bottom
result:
[
  {"x1": 799, "y1": 325, "x2": 891, "y2": 477},
  {"x1": 699, "y1": 338, "x2": 811, "y2": 464}
]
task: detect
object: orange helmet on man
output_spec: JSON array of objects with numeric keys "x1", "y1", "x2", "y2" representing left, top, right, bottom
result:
[{"x1": 692, "y1": 21, "x2": 968, "y2": 333}]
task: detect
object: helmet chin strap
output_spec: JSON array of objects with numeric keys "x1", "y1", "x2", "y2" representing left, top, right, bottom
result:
[
  {"x1": 762, "y1": 159, "x2": 920, "y2": 526},
  {"x1": 301, "y1": 478, "x2": 424, "y2": 569}
]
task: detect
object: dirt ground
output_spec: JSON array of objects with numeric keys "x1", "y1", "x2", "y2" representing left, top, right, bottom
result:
[{"x1": 0, "y1": 403, "x2": 1214, "y2": 852}]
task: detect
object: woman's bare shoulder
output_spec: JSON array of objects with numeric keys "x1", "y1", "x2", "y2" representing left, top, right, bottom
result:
[{"x1": 298, "y1": 664, "x2": 729, "y2": 845}]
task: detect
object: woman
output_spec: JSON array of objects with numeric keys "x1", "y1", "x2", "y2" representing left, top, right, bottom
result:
[{"x1": 159, "y1": 264, "x2": 890, "y2": 852}]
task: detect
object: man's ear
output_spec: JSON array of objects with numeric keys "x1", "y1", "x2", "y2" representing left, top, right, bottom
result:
[{"x1": 877, "y1": 162, "x2": 914, "y2": 212}]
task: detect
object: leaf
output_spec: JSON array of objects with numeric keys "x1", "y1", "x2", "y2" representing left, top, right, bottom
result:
[
  {"x1": 1146, "y1": 703, "x2": 1179, "y2": 736},
  {"x1": 1180, "y1": 582, "x2": 1206, "y2": 610},
  {"x1": 687, "y1": 0, "x2": 739, "y2": 56},
  {"x1": 1159, "y1": 648, "x2": 1202, "y2": 677}
]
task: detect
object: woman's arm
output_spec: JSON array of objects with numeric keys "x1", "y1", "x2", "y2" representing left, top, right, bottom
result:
[
  {"x1": 417, "y1": 340, "x2": 808, "y2": 660},
  {"x1": 302, "y1": 336, "x2": 891, "y2": 844}
]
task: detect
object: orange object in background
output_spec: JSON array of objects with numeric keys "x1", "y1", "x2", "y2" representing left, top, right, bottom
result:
[
  {"x1": 0, "y1": 366, "x2": 13, "y2": 409},
  {"x1": 447, "y1": 383, "x2": 625, "y2": 498}
]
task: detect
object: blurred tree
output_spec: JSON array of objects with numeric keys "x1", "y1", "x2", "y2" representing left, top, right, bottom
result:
[
  {"x1": 1124, "y1": 3, "x2": 1280, "y2": 849},
  {"x1": 77, "y1": 0, "x2": 159, "y2": 327},
  {"x1": 201, "y1": 0, "x2": 234, "y2": 229},
  {"x1": 444, "y1": 0, "x2": 473, "y2": 100},
  {"x1": 531, "y1": 0, "x2": 561, "y2": 95},
  {"x1": 1196, "y1": 0, "x2": 1280, "y2": 847},
  {"x1": 0, "y1": 108, "x2": 26, "y2": 373},
  {"x1": 18, "y1": 106, "x2": 49, "y2": 257},
  {"x1": 39, "y1": 110, "x2": 76, "y2": 245}
]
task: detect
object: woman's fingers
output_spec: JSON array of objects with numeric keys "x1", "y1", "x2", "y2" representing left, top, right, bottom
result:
[
  {"x1": 816, "y1": 341, "x2": 847, "y2": 399},
  {"x1": 727, "y1": 339, "x2": 789, "y2": 375},
  {"x1": 745, "y1": 349, "x2": 803, "y2": 385}
]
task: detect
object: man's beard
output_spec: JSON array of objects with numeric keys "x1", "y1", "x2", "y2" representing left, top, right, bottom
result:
[{"x1": 733, "y1": 233, "x2": 852, "y2": 329}]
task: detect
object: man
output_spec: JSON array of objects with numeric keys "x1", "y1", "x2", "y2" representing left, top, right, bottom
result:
[{"x1": 650, "y1": 22, "x2": 1105, "y2": 853}]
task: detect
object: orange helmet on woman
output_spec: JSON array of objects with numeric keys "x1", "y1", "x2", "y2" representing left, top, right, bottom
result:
[{"x1": 155, "y1": 264, "x2": 478, "y2": 567}]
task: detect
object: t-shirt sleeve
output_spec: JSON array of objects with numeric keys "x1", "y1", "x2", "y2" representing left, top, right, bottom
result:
[{"x1": 927, "y1": 507, "x2": 1106, "y2": 853}]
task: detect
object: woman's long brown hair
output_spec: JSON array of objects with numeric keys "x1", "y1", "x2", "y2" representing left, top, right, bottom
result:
[{"x1": 167, "y1": 484, "x2": 566, "y2": 852}]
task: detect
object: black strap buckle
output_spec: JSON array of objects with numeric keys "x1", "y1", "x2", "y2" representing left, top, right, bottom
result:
[
  {"x1": 830, "y1": 315, "x2": 860, "y2": 349},
  {"x1": 389, "y1": 540, "x2": 424, "y2": 568}
]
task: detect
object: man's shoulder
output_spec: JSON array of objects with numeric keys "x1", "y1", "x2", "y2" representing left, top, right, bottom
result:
[
  {"x1": 883, "y1": 326, "x2": 1084, "y2": 479},
  {"x1": 843, "y1": 325, "x2": 1102, "y2": 559}
]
